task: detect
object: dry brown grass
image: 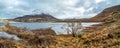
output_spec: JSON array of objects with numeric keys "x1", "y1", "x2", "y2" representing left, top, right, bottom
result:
[
  {"x1": 0, "y1": 21, "x2": 120, "y2": 48},
  {"x1": 0, "y1": 24, "x2": 57, "y2": 48},
  {"x1": 80, "y1": 21, "x2": 120, "y2": 48},
  {"x1": 0, "y1": 37, "x2": 27, "y2": 48}
]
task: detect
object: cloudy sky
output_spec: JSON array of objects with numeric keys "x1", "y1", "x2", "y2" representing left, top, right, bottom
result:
[{"x1": 0, "y1": 0, "x2": 120, "y2": 19}]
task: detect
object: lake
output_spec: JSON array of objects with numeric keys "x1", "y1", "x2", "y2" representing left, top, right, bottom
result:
[
  {"x1": 0, "y1": 22, "x2": 101, "y2": 34},
  {"x1": 5, "y1": 22, "x2": 101, "y2": 34}
]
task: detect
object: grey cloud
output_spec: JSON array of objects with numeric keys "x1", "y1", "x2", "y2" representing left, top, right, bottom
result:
[{"x1": 0, "y1": 0, "x2": 120, "y2": 19}]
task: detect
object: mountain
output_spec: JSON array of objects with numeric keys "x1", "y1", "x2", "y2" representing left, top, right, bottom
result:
[
  {"x1": 13, "y1": 13, "x2": 58, "y2": 22},
  {"x1": 82, "y1": 5, "x2": 120, "y2": 22}
]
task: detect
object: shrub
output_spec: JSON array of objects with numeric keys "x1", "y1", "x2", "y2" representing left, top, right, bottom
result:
[{"x1": 61, "y1": 22, "x2": 83, "y2": 37}]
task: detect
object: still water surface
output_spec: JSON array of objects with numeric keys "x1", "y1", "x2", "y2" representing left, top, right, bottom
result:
[{"x1": 4, "y1": 22, "x2": 101, "y2": 34}]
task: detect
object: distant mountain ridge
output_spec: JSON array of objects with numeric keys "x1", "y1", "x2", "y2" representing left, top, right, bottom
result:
[{"x1": 13, "y1": 13, "x2": 57, "y2": 22}]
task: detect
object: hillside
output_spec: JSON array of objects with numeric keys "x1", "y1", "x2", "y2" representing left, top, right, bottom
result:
[
  {"x1": 13, "y1": 13, "x2": 58, "y2": 22},
  {"x1": 78, "y1": 5, "x2": 120, "y2": 48},
  {"x1": 0, "y1": 19, "x2": 14, "y2": 22},
  {"x1": 82, "y1": 5, "x2": 120, "y2": 22}
]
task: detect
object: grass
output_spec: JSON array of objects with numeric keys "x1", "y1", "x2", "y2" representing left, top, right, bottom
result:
[{"x1": 0, "y1": 20, "x2": 120, "y2": 48}]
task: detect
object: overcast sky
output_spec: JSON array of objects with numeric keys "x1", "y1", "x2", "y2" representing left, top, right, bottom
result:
[{"x1": 0, "y1": 0, "x2": 120, "y2": 19}]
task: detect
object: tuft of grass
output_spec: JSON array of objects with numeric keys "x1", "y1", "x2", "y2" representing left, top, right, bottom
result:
[
  {"x1": 77, "y1": 33, "x2": 83, "y2": 38},
  {"x1": 114, "y1": 32, "x2": 120, "y2": 38},
  {"x1": 116, "y1": 26, "x2": 120, "y2": 29},
  {"x1": 109, "y1": 20, "x2": 117, "y2": 23}
]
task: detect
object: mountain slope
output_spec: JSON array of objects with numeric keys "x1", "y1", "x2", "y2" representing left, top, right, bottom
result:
[{"x1": 89, "y1": 5, "x2": 120, "y2": 22}]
